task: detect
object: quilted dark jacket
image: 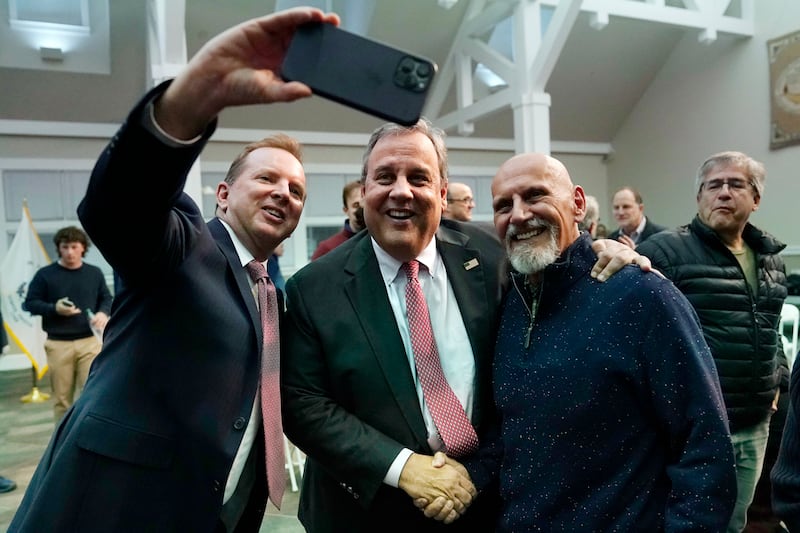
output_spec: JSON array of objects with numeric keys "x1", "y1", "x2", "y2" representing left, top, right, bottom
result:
[{"x1": 637, "y1": 215, "x2": 788, "y2": 431}]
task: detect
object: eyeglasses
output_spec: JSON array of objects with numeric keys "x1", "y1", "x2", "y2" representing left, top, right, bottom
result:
[
  {"x1": 448, "y1": 197, "x2": 474, "y2": 205},
  {"x1": 699, "y1": 178, "x2": 753, "y2": 194}
]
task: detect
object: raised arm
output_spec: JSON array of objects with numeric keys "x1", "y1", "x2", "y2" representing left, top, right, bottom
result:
[{"x1": 154, "y1": 7, "x2": 340, "y2": 140}]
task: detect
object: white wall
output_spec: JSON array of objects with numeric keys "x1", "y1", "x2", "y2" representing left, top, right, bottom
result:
[
  {"x1": 609, "y1": 0, "x2": 800, "y2": 259},
  {"x1": 0, "y1": 126, "x2": 609, "y2": 273}
]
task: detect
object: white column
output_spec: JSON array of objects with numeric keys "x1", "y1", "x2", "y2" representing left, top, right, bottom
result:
[
  {"x1": 146, "y1": 0, "x2": 203, "y2": 213},
  {"x1": 512, "y1": 91, "x2": 552, "y2": 154}
]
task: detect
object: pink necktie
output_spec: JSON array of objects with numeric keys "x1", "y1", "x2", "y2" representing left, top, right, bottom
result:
[
  {"x1": 245, "y1": 260, "x2": 285, "y2": 509},
  {"x1": 402, "y1": 260, "x2": 478, "y2": 458}
]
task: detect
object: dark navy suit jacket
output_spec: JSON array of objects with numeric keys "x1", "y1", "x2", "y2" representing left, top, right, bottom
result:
[{"x1": 10, "y1": 84, "x2": 270, "y2": 533}]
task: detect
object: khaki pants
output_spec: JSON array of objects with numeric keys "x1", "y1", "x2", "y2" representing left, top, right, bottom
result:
[{"x1": 44, "y1": 336, "x2": 102, "y2": 423}]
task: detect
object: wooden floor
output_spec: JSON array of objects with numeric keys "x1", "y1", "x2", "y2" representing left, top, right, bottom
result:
[
  {"x1": 0, "y1": 368, "x2": 303, "y2": 533},
  {"x1": 3, "y1": 366, "x2": 787, "y2": 533}
]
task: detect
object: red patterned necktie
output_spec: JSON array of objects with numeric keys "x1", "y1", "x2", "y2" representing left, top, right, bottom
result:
[
  {"x1": 401, "y1": 260, "x2": 478, "y2": 458},
  {"x1": 245, "y1": 260, "x2": 285, "y2": 509}
]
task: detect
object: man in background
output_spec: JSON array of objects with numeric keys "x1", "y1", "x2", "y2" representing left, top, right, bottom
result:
[
  {"x1": 23, "y1": 226, "x2": 112, "y2": 422},
  {"x1": 638, "y1": 151, "x2": 789, "y2": 533},
  {"x1": 608, "y1": 186, "x2": 666, "y2": 248},
  {"x1": 444, "y1": 182, "x2": 500, "y2": 240},
  {"x1": 578, "y1": 194, "x2": 600, "y2": 238},
  {"x1": 437, "y1": 152, "x2": 736, "y2": 531},
  {"x1": 311, "y1": 180, "x2": 364, "y2": 259},
  {"x1": 443, "y1": 182, "x2": 474, "y2": 222}
]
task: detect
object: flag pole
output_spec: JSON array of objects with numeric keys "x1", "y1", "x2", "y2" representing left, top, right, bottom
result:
[
  {"x1": 20, "y1": 365, "x2": 49, "y2": 403},
  {"x1": 20, "y1": 200, "x2": 49, "y2": 403},
  {"x1": 4, "y1": 199, "x2": 52, "y2": 403}
]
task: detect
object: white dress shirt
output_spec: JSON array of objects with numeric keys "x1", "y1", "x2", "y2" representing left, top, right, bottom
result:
[
  {"x1": 218, "y1": 219, "x2": 263, "y2": 504},
  {"x1": 371, "y1": 236, "x2": 476, "y2": 486},
  {"x1": 623, "y1": 216, "x2": 648, "y2": 244}
]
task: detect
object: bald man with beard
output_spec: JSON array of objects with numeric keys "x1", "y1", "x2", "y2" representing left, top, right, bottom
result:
[{"x1": 429, "y1": 153, "x2": 737, "y2": 532}]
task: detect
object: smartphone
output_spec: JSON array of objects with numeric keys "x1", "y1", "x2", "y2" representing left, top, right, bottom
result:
[{"x1": 281, "y1": 22, "x2": 437, "y2": 126}]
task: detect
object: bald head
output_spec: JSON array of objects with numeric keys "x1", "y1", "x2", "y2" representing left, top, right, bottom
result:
[
  {"x1": 494, "y1": 153, "x2": 572, "y2": 187},
  {"x1": 492, "y1": 153, "x2": 586, "y2": 277},
  {"x1": 444, "y1": 182, "x2": 474, "y2": 221}
]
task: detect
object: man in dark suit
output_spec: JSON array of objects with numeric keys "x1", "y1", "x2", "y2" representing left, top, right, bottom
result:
[
  {"x1": 9, "y1": 7, "x2": 340, "y2": 533},
  {"x1": 608, "y1": 186, "x2": 667, "y2": 248},
  {"x1": 282, "y1": 120, "x2": 498, "y2": 532},
  {"x1": 281, "y1": 120, "x2": 647, "y2": 532}
]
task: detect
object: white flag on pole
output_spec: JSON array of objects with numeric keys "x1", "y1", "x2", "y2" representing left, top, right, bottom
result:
[{"x1": 1, "y1": 204, "x2": 51, "y2": 380}]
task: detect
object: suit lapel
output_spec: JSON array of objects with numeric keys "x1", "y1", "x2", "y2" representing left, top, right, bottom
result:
[
  {"x1": 343, "y1": 235, "x2": 429, "y2": 449},
  {"x1": 208, "y1": 218, "x2": 262, "y2": 345},
  {"x1": 642, "y1": 219, "x2": 657, "y2": 240}
]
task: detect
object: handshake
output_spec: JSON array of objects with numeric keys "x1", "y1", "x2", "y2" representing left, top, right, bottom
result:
[{"x1": 398, "y1": 452, "x2": 477, "y2": 525}]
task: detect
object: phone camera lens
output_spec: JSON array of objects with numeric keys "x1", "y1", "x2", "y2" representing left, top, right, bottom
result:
[
  {"x1": 395, "y1": 57, "x2": 432, "y2": 93},
  {"x1": 399, "y1": 57, "x2": 415, "y2": 73}
]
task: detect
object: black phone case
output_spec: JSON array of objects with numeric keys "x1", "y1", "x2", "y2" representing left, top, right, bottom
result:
[{"x1": 281, "y1": 22, "x2": 437, "y2": 126}]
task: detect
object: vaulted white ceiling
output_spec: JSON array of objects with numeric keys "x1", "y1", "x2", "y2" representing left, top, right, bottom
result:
[{"x1": 0, "y1": 0, "x2": 754, "y2": 153}]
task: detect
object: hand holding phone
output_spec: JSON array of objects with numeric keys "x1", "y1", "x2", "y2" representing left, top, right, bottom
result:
[
  {"x1": 281, "y1": 22, "x2": 437, "y2": 126},
  {"x1": 56, "y1": 297, "x2": 80, "y2": 315}
]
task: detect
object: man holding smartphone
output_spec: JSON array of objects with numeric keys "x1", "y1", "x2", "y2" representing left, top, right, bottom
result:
[
  {"x1": 10, "y1": 7, "x2": 349, "y2": 533},
  {"x1": 23, "y1": 226, "x2": 112, "y2": 423}
]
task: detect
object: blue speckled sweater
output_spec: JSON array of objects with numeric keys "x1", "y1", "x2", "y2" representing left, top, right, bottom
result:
[{"x1": 468, "y1": 234, "x2": 736, "y2": 532}]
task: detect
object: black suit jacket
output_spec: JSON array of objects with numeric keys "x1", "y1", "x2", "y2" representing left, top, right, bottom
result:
[
  {"x1": 282, "y1": 219, "x2": 505, "y2": 532},
  {"x1": 10, "y1": 84, "x2": 270, "y2": 533},
  {"x1": 608, "y1": 218, "x2": 668, "y2": 245}
]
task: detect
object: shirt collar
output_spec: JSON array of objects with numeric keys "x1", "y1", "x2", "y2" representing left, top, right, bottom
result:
[
  {"x1": 371, "y1": 235, "x2": 440, "y2": 286},
  {"x1": 218, "y1": 218, "x2": 260, "y2": 268},
  {"x1": 624, "y1": 216, "x2": 647, "y2": 240}
]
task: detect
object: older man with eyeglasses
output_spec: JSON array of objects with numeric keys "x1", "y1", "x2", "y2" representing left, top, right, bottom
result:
[
  {"x1": 443, "y1": 182, "x2": 475, "y2": 222},
  {"x1": 637, "y1": 151, "x2": 789, "y2": 533}
]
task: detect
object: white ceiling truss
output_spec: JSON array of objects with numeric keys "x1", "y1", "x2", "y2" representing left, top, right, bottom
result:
[
  {"x1": 426, "y1": 0, "x2": 755, "y2": 154},
  {"x1": 146, "y1": 0, "x2": 187, "y2": 86},
  {"x1": 141, "y1": 0, "x2": 754, "y2": 155}
]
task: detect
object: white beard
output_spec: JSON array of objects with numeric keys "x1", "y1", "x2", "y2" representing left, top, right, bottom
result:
[{"x1": 506, "y1": 220, "x2": 559, "y2": 275}]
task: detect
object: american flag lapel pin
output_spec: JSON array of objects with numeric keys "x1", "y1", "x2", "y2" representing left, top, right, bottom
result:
[{"x1": 463, "y1": 258, "x2": 479, "y2": 271}]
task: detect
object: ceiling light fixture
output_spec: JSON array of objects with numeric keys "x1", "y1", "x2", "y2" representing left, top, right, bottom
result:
[{"x1": 39, "y1": 46, "x2": 64, "y2": 62}]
